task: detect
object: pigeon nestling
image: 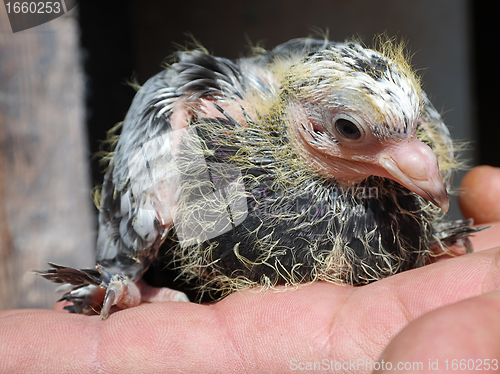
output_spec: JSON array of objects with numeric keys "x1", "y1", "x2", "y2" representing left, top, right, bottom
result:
[{"x1": 39, "y1": 38, "x2": 481, "y2": 319}]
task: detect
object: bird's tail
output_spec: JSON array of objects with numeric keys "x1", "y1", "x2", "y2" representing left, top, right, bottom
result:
[{"x1": 34, "y1": 263, "x2": 107, "y2": 314}]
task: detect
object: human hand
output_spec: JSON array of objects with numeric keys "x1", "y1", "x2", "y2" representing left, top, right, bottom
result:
[
  {"x1": 376, "y1": 165, "x2": 500, "y2": 373},
  {"x1": 1, "y1": 166, "x2": 500, "y2": 374}
]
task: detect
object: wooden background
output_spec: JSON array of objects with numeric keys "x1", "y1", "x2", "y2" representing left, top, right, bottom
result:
[{"x1": 0, "y1": 8, "x2": 94, "y2": 309}]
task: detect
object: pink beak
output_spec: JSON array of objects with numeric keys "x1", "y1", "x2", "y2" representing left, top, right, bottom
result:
[{"x1": 378, "y1": 137, "x2": 449, "y2": 212}]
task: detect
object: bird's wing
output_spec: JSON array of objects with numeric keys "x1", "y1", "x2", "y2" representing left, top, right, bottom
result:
[{"x1": 96, "y1": 50, "x2": 251, "y2": 280}]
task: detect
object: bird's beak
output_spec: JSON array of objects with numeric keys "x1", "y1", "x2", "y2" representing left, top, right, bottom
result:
[{"x1": 377, "y1": 138, "x2": 449, "y2": 212}]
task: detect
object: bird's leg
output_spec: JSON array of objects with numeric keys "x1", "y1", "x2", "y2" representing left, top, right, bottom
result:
[
  {"x1": 136, "y1": 279, "x2": 190, "y2": 304},
  {"x1": 101, "y1": 274, "x2": 141, "y2": 320},
  {"x1": 430, "y1": 237, "x2": 473, "y2": 258},
  {"x1": 101, "y1": 277, "x2": 190, "y2": 319},
  {"x1": 99, "y1": 266, "x2": 190, "y2": 319},
  {"x1": 63, "y1": 275, "x2": 190, "y2": 320},
  {"x1": 430, "y1": 219, "x2": 489, "y2": 259}
]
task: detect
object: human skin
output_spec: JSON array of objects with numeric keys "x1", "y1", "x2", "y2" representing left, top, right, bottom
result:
[
  {"x1": 1, "y1": 166, "x2": 500, "y2": 374},
  {"x1": 459, "y1": 165, "x2": 500, "y2": 225},
  {"x1": 375, "y1": 165, "x2": 500, "y2": 374}
]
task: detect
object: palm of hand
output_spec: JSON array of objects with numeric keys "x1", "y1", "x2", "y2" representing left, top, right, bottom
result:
[{"x1": 2, "y1": 242, "x2": 499, "y2": 373}]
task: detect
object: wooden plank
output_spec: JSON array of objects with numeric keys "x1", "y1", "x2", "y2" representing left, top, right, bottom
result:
[{"x1": 0, "y1": 8, "x2": 94, "y2": 309}]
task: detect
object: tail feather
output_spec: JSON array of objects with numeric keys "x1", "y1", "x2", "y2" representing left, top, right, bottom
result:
[{"x1": 34, "y1": 262, "x2": 103, "y2": 287}]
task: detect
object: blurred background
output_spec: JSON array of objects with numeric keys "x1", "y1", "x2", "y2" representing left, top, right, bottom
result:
[{"x1": 0, "y1": 0, "x2": 496, "y2": 309}]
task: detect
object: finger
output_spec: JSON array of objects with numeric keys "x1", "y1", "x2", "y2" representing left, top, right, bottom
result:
[
  {"x1": 469, "y1": 221, "x2": 500, "y2": 251},
  {"x1": 53, "y1": 300, "x2": 71, "y2": 311},
  {"x1": 459, "y1": 165, "x2": 500, "y2": 225},
  {"x1": 0, "y1": 284, "x2": 353, "y2": 374},
  {"x1": 375, "y1": 290, "x2": 500, "y2": 374}
]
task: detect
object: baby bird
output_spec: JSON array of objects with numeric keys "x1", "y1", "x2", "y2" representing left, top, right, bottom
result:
[{"x1": 39, "y1": 38, "x2": 481, "y2": 319}]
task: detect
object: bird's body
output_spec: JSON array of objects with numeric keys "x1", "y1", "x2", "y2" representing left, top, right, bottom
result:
[{"x1": 40, "y1": 38, "x2": 480, "y2": 318}]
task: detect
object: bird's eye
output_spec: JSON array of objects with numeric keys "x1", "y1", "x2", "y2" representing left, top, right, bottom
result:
[{"x1": 334, "y1": 117, "x2": 362, "y2": 140}]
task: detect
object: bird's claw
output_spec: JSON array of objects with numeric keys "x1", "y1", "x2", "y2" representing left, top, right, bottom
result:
[
  {"x1": 100, "y1": 274, "x2": 141, "y2": 320},
  {"x1": 431, "y1": 218, "x2": 489, "y2": 257},
  {"x1": 59, "y1": 284, "x2": 106, "y2": 315}
]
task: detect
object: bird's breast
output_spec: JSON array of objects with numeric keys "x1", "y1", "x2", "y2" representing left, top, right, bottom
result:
[{"x1": 166, "y1": 118, "x2": 434, "y2": 292}]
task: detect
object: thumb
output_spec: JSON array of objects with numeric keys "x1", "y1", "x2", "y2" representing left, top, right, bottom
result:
[{"x1": 459, "y1": 165, "x2": 500, "y2": 225}]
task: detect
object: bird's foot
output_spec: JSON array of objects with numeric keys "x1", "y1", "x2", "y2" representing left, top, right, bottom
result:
[
  {"x1": 98, "y1": 269, "x2": 190, "y2": 319},
  {"x1": 63, "y1": 275, "x2": 190, "y2": 319},
  {"x1": 100, "y1": 274, "x2": 141, "y2": 320},
  {"x1": 136, "y1": 279, "x2": 190, "y2": 304},
  {"x1": 431, "y1": 218, "x2": 490, "y2": 257},
  {"x1": 37, "y1": 263, "x2": 190, "y2": 319},
  {"x1": 35, "y1": 262, "x2": 105, "y2": 314},
  {"x1": 430, "y1": 236, "x2": 473, "y2": 257},
  {"x1": 58, "y1": 284, "x2": 106, "y2": 315},
  {"x1": 95, "y1": 266, "x2": 190, "y2": 319}
]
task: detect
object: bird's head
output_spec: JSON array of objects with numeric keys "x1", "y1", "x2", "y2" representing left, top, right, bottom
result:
[{"x1": 281, "y1": 42, "x2": 449, "y2": 212}]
